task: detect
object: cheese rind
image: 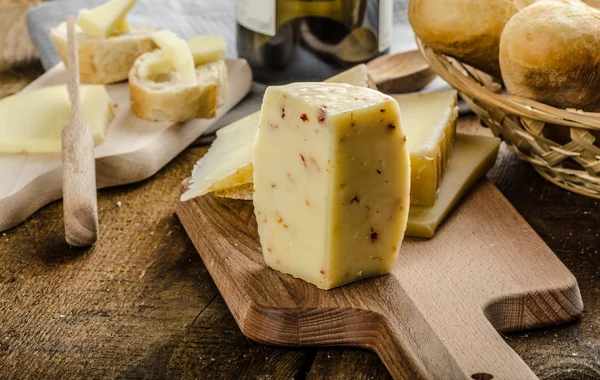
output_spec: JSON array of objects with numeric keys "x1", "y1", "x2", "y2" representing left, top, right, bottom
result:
[
  {"x1": 181, "y1": 64, "x2": 376, "y2": 201},
  {"x1": 326, "y1": 64, "x2": 378, "y2": 90},
  {"x1": 253, "y1": 83, "x2": 410, "y2": 290},
  {"x1": 394, "y1": 90, "x2": 458, "y2": 207},
  {"x1": 77, "y1": 0, "x2": 136, "y2": 38},
  {"x1": 151, "y1": 30, "x2": 196, "y2": 83},
  {"x1": 0, "y1": 85, "x2": 114, "y2": 153},
  {"x1": 406, "y1": 134, "x2": 500, "y2": 238}
]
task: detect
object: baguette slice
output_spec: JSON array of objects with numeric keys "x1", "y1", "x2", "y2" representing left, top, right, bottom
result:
[
  {"x1": 129, "y1": 51, "x2": 228, "y2": 122},
  {"x1": 51, "y1": 22, "x2": 156, "y2": 84}
]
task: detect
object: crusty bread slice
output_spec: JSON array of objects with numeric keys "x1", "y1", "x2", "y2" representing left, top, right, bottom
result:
[
  {"x1": 129, "y1": 51, "x2": 228, "y2": 122},
  {"x1": 51, "y1": 22, "x2": 156, "y2": 84}
]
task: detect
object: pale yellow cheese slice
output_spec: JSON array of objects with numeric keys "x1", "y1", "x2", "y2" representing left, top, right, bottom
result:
[
  {"x1": 180, "y1": 64, "x2": 376, "y2": 201},
  {"x1": 111, "y1": 18, "x2": 131, "y2": 35},
  {"x1": 394, "y1": 90, "x2": 458, "y2": 207},
  {"x1": 180, "y1": 113, "x2": 257, "y2": 201},
  {"x1": 188, "y1": 36, "x2": 227, "y2": 65},
  {"x1": 151, "y1": 30, "x2": 196, "y2": 83},
  {"x1": 406, "y1": 134, "x2": 500, "y2": 238},
  {"x1": 77, "y1": 0, "x2": 136, "y2": 38},
  {"x1": 253, "y1": 83, "x2": 411, "y2": 290},
  {"x1": 0, "y1": 85, "x2": 114, "y2": 153},
  {"x1": 139, "y1": 36, "x2": 227, "y2": 79}
]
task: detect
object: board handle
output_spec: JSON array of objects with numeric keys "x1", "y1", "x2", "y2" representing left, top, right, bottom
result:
[{"x1": 380, "y1": 309, "x2": 538, "y2": 379}]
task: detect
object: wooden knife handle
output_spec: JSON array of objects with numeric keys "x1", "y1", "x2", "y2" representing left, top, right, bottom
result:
[
  {"x1": 62, "y1": 124, "x2": 99, "y2": 247},
  {"x1": 62, "y1": 15, "x2": 99, "y2": 247}
]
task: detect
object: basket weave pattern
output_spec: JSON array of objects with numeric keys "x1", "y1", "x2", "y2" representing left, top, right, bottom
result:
[{"x1": 418, "y1": 41, "x2": 600, "y2": 199}]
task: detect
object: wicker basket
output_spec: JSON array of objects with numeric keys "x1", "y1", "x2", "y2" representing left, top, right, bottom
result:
[{"x1": 417, "y1": 41, "x2": 600, "y2": 199}]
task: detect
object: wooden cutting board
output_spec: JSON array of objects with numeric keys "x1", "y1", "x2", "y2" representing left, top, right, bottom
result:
[
  {"x1": 0, "y1": 59, "x2": 252, "y2": 232},
  {"x1": 175, "y1": 177, "x2": 583, "y2": 379}
]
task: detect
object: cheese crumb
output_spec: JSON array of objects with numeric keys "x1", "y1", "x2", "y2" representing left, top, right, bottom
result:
[{"x1": 116, "y1": 201, "x2": 122, "y2": 207}]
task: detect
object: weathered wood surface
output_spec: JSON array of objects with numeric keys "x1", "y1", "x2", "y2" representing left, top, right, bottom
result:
[
  {"x1": 0, "y1": 115, "x2": 598, "y2": 379},
  {"x1": 1, "y1": 1, "x2": 600, "y2": 378}
]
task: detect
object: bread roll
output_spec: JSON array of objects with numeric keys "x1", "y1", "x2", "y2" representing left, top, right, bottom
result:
[
  {"x1": 409, "y1": 0, "x2": 537, "y2": 77},
  {"x1": 51, "y1": 22, "x2": 156, "y2": 84},
  {"x1": 129, "y1": 51, "x2": 228, "y2": 122},
  {"x1": 500, "y1": 0, "x2": 600, "y2": 110}
]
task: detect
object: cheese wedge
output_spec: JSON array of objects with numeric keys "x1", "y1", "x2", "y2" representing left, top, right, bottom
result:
[
  {"x1": 253, "y1": 83, "x2": 411, "y2": 290},
  {"x1": 181, "y1": 64, "x2": 376, "y2": 201},
  {"x1": 407, "y1": 134, "x2": 500, "y2": 238},
  {"x1": 151, "y1": 30, "x2": 196, "y2": 83},
  {"x1": 0, "y1": 85, "x2": 114, "y2": 153},
  {"x1": 77, "y1": 0, "x2": 136, "y2": 38},
  {"x1": 394, "y1": 90, "x2": 458, "y2": 207}
]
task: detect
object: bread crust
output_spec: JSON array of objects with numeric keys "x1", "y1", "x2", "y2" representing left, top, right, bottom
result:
[
  {"x1": 129, "y1": 53, "x2": 228, "y2": 122},
  {"x1": 51, "y1": 24, "x2": 156, "y2": 84},
  {"x1": 409, "y1": 0, "x2": 537, "y2": 78},
  {"x1": 500, "y1": 0, "x2": 600, "y2": 110}
]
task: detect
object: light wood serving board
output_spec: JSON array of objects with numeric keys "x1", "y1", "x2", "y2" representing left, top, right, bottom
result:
[
  {"x1": 176, "y1": 178, "x2": 583, "y2": 379},
  {"x1": 0, "y1": 59, "x2": 252, "y2": 232}
]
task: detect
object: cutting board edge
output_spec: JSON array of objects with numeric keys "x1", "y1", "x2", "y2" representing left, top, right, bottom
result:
[
  {"x1": 175, "y1": 196, "x2": 464, "y2": 380},
  {"x1": 0, "y1": 60, "x2": 253, "y2": 233}
]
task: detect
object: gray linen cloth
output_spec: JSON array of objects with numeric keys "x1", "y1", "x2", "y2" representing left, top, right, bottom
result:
[{"x1": 26, "y1": 0, "x2": 451, "y2": 139}]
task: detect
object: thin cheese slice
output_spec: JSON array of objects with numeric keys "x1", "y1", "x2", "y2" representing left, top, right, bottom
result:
[
  {"x1": 152, "y1": 30, "x2": 196, "y2": 83},
  {"x1": 406, "y1": 134, "x2": 500, "y2": 238},
  {"x1": 188, "y1": 36, "x2": 227, "y2": 65},
  {"x1": 77, "y1": 0, "x2": 136, "y2": 38},
  {"x1": 180, "y1": 64, "x2": 375, "y2": 201},
  {"x1": 139, "y1": 36, "x2": 227, "y2": 79},
  {"x1": 253, "y1": 83, "x2": 411, "y2": 290},
  {"x1": 394, "y1": 90, "x2": 458, "y2": 207},
  {"x1": 180, "y1": 113, "x2": 257, "y2": 201},
  {"x1": 0, "y1": 85, "x2": 114, "y2": 153},
  {"x1": 110, "y1": 18, "x2": 131, "y2": 35}
]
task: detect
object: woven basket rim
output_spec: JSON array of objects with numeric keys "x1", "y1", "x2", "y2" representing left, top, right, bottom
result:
[
  {"x1": 418, "y1": 40, "x2": 600, "y2": 133},
  {"x1": 417, "y1": 39, "x2": 600, "y2": 199}
]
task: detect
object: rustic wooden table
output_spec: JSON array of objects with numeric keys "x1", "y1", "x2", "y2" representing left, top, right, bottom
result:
[{"x1": 0, "y1": 2, "x2": 599, "y2": 379}]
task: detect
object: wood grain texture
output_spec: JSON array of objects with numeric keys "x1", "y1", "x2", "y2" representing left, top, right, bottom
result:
[
  {"x1": 0, "y1": 0, "x2": 42, "y2": 71},
  {"x1": 62, "y1": 16, "x2": 99, "y2": 247},
  {"x1": 0, "y1": 58, "x2": 252, "y2": 233},
  {"x1": 175, "y1": 172, "x2": 583, "y2": 379},
  {"x1": 0, "y1": 0, "x2": 45, "y2": 98},
  {"x1": 0, "y1": 117, "x2": 598, "y2": 378},
  {"x1": 367, "y1": 50, "x2": 436, "y2": 93}
]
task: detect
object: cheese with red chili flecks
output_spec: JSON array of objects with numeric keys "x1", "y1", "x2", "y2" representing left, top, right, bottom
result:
[{"x1": 253, "y1": 82, "x2": 411, "y2": 290}]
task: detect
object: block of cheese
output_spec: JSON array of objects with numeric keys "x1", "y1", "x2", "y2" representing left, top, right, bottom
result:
[
  {"x1": 394, "y1": 90, "x2": 458, "y2": 207},
  {"x1": 0, "y1": 85, "x2": 114, "y2": 153},
  {"x1": 77, "y1": 0, "x2": 136, "y2": 38},
  {"x1": 180, "y1": 64, "x2": 375, "y2": 201},
  {"x1": 253, "y1": 83, "x2": 411, "y2": 290},
  {"x1": 406, "y1": 134, "x2": 500, "y2": 238},
  {"x1": 138, "y1": 36, "x2": 227, "y2": 79},
  {"x1": 151, "y1": 30, "x2": 196, "y2": 83}
]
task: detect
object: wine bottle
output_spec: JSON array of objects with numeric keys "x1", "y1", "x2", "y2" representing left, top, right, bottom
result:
[{"x1": 236, "y1": 0, "x2": 392, "y2": 84}]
